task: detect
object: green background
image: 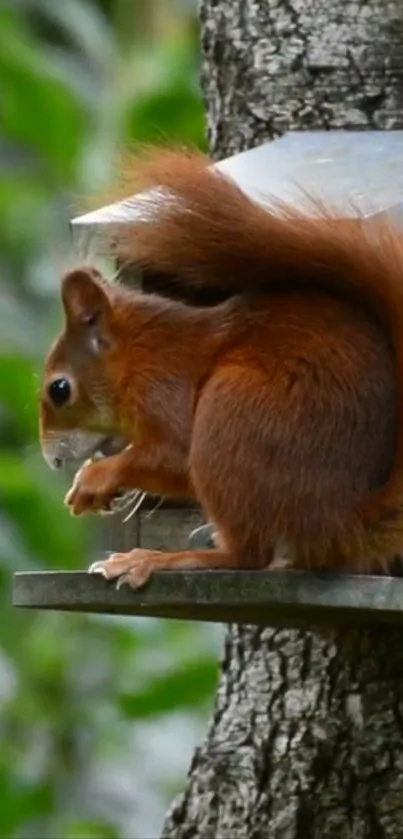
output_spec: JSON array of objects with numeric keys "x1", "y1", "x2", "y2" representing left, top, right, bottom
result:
[{"x1": 0, "y1": 1, "x2": 222, "y2": 836}]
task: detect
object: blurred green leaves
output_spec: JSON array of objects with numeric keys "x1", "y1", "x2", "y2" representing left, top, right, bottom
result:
[
  {"x1": 119, "y1": 657, "x2": 218, "y2": 719},
  {"x1": 0, "y1": 355, "x2": 40, "y2": 439},
  {"x1": 0, "y1": 13, "x2": 86, "y2": 181},
  {"x1": 0, "y1": 2, "x2": 217, "y2": 838},
  {"x1": 59, "y1": 821, "x2": 120, "y2": 839}
]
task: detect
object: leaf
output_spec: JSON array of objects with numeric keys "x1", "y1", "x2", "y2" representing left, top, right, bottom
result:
[
  {"x1": 119, "y1": 657, "x2": 218, "y2": 719},
  {"x1": 30, "y1": 0, "x2": 115, "y2": 69},
  {"x1": 0, "y1": 355, "x2": 39, "y2": 437},
  {"x1": 0, "y1": 10, "x2": 87, "y2": 180},
  {"x1": 59, "y1": 819, "x2": 120, "y2": 839}
]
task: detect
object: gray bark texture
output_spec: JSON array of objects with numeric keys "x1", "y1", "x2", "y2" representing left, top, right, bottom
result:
[{"x1": 161, "y1": 1, "x2": 403, "y2": 837}]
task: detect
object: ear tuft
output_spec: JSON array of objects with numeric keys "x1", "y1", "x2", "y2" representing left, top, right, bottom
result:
[{"x1": 61, "y1": 267, "x2": 110, "y2": 326}]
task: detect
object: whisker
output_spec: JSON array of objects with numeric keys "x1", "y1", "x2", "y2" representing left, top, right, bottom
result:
[
  {"x1": 111, "y1": 489, "x2": 140, "y2": 513},
  {"x1": 144, "y1": 496, "x2": 164, "y2": 520},
  {"x1": 122, "y1": 491, "x2": 147, "y2": 523}
]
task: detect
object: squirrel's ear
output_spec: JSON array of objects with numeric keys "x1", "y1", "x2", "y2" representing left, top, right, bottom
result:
[
  {"x1": 61, "y1": 267, "x2": 111, "y2": 325},
  {"x1": 61, "y1": 268, "x2": 112, "y2": 353}
]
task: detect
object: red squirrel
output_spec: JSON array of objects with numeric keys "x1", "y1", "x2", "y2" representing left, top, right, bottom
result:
[{"x1": 39, "y1": 148, "x2": 403, "y2": 589}]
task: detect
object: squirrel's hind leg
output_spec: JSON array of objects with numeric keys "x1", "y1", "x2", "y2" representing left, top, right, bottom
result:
[{"x1": 88, "y1": 548, "x2": 239, "y2": 590}]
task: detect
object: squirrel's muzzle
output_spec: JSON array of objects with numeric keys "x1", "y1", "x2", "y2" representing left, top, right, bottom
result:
[{"x1": 40, "y1": 430, "x2": 125, "y2": 470}]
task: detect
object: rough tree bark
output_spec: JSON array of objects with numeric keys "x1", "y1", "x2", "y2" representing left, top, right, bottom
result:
[{"x1": 161, "y1": 1, "x2": 403, "y2": 837}]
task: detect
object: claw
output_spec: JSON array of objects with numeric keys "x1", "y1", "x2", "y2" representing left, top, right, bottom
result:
[
  {"x1": 88, "y1": 561, "x2": 109, "y2": 578},
  {"x1": 116, "y1": 573, "x2": 130, "y2": 590},
  {"x1": 87, "y1": 550, "x2": 157, "y2": 590}
]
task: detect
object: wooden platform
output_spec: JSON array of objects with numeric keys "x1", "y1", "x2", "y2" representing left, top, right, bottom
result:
[{"x1": 12, "y1": 570, "x2": 403, "y2": 628}]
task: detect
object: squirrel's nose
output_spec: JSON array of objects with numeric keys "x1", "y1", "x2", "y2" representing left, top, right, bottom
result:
[
  {"x1": 41, "y1": 444, "x2": 64, "y2": 470},
  {"x1": 40, "y1": 436, "x2": 67, "y2": 470}
]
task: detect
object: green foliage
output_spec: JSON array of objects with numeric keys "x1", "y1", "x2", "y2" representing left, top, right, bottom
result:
[
  {"x1": 0, "y1": 2, "x2": 218, "y2": 837},
  {"x1": 119, "y1": 657, "x2": 218, "y2": 719}
]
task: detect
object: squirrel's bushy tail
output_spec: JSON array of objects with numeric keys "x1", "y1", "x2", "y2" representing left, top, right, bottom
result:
[
  {"x1": 105, "y1": 147, "x2": 403, "y2": 558},
  {"x1": 105, "y1": 148, "x2": 403, "y2": 319}
]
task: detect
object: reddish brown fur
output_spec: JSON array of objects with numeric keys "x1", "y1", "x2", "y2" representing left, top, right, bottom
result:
[{"x1": 39, "y1": 149, "x2": 403, "y2": 577}]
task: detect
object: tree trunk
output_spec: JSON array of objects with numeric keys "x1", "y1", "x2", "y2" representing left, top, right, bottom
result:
[{"x1": 161, "y1": 1, "x2": 403, "y2": 837}]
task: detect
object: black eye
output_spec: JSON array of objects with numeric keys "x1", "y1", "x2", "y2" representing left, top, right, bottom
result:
[{"x1": 47, "y1": 377, "x2": 72, "y2": 407}]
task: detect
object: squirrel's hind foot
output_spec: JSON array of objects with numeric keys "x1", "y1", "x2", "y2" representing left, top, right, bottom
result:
[{"x1": 88, "y1": 547, "x2": 239, "y2": 590}]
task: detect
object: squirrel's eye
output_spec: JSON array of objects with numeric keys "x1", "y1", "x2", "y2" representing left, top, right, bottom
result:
[{"x1": 47, "y1": 377, "x2": 72, "y2": 407}]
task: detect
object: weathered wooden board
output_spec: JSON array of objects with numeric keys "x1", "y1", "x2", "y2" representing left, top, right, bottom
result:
[{"x1": 12, "y1": 569, "x2": 403, "y2": 629}]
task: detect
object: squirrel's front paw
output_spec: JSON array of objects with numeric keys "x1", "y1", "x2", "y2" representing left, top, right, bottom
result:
[{"x1": 64, "y1": 459, "x2": 123, "y2": 516}]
